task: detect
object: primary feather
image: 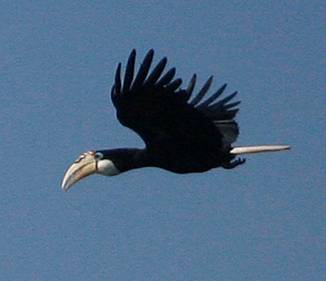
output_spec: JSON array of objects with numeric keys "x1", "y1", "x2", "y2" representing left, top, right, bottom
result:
[{"x1": 111, "y1": 49, "x2": 240, "y2": 153}]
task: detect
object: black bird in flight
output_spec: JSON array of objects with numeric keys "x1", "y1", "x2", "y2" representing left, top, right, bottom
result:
[{"x1": 62, "y1": 49, "x2": 290, "y2": 191}]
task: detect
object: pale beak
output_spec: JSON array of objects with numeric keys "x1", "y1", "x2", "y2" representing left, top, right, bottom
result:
[{"x1": 61, "y1": 151, "x2": 97, "y2": 192}]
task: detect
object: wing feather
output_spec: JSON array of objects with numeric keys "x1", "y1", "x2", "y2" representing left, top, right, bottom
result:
[
  {"x1": 197, "y1": 83, "x2": 227, "y2": 108},
  {"x1": 111, "y1": 50, "x2": 241, "y2": 150},
  {"x1": 115, "y1": 63, "x2": 122, "y2": 93},
  {"x1": 165, "y1": 78, "x2": 183, "y2": 92},
  {"x1": 145, "y1": 57, "x2": 167, "y2": 87},
  {"x1": 132, "y1": 49, "x2": 154, "y2": 90},
  {"x1": 155, "y1": 67, "x2": 176, "y2": 87},
  {"x1": 186, "y1": 74, "x2": 196, "y2": 95},
  {"x1": 122, "y1": 50, "x2": 136, "y2": 94},
  {"x1": 190, "y1": 76, "x2": 213, "y2": 105}
]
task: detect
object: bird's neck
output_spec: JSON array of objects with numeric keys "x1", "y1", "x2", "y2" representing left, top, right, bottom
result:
[{"x1": 103, "y1": 148, "x2": 153, "y2": 173}]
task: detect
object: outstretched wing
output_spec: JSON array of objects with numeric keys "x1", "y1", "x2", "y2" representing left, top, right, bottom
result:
[{"x1": 111, "y1": 49, "x2": 240, "y2": 152}]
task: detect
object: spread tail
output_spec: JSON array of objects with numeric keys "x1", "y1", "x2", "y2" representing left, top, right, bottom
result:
[{"x1": 230, "y1": 145, "x2": 290, "y2": 155}]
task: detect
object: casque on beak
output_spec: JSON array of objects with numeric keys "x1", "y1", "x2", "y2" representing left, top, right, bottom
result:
[{"x1": 61, "y1": 151, "x2": 97, "y2": 192}]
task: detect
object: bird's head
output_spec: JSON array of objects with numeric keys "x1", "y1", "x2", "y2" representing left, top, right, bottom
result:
[{"x1": 61, "y1": 150, "x2": 120, "y2": 191}]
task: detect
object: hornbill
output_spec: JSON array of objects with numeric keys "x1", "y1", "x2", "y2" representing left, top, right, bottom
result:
[{"x1": 61, "y1": 49, "x2": 290, "y2": 191}]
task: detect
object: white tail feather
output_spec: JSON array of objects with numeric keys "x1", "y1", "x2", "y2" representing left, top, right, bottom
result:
[{"x1": 230, "y1": 145, "x2": 290, "y2": 155}]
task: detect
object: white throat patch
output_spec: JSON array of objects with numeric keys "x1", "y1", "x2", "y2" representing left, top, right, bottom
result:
[{"x1": 96, "y1": 159, "x2": 120, "y2": 176}]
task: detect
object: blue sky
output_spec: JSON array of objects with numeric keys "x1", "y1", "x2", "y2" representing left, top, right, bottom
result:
[{"x1": 0, "y1": 1, "x2": 325, "y2": 280}]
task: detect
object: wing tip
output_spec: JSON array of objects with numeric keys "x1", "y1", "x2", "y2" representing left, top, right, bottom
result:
[
  {"x1": 114, "y1": 63, "x2": 122, "y2": 91},
  {"x1": 130, "y1": 49, "x2": 136, "y2": 56},
  {"x1": 147, "y1": 48, "x2": 154, "y2": 56}
]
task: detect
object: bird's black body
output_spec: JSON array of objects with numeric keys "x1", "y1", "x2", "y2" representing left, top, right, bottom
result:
[
  {"x1": 61, "y1": 49, "x2": 289, "y2": 191},
  {"x1": 106, "y1": 49, "x2": 244, "y2": 174}
]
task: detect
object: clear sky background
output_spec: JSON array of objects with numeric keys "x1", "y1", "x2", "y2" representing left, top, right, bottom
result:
[{"x1": 0, "y1": 1, "x2": 325, "y2": 280}]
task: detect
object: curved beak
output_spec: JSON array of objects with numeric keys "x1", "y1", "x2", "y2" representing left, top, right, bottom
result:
[{"x1": 61, "y1": 151, "x2": 97, "y2": 192}]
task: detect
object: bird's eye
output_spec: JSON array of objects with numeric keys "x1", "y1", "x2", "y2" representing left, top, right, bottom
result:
[{"x1": 95, "y1": 152, "x2": 103, "y2": 160}]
